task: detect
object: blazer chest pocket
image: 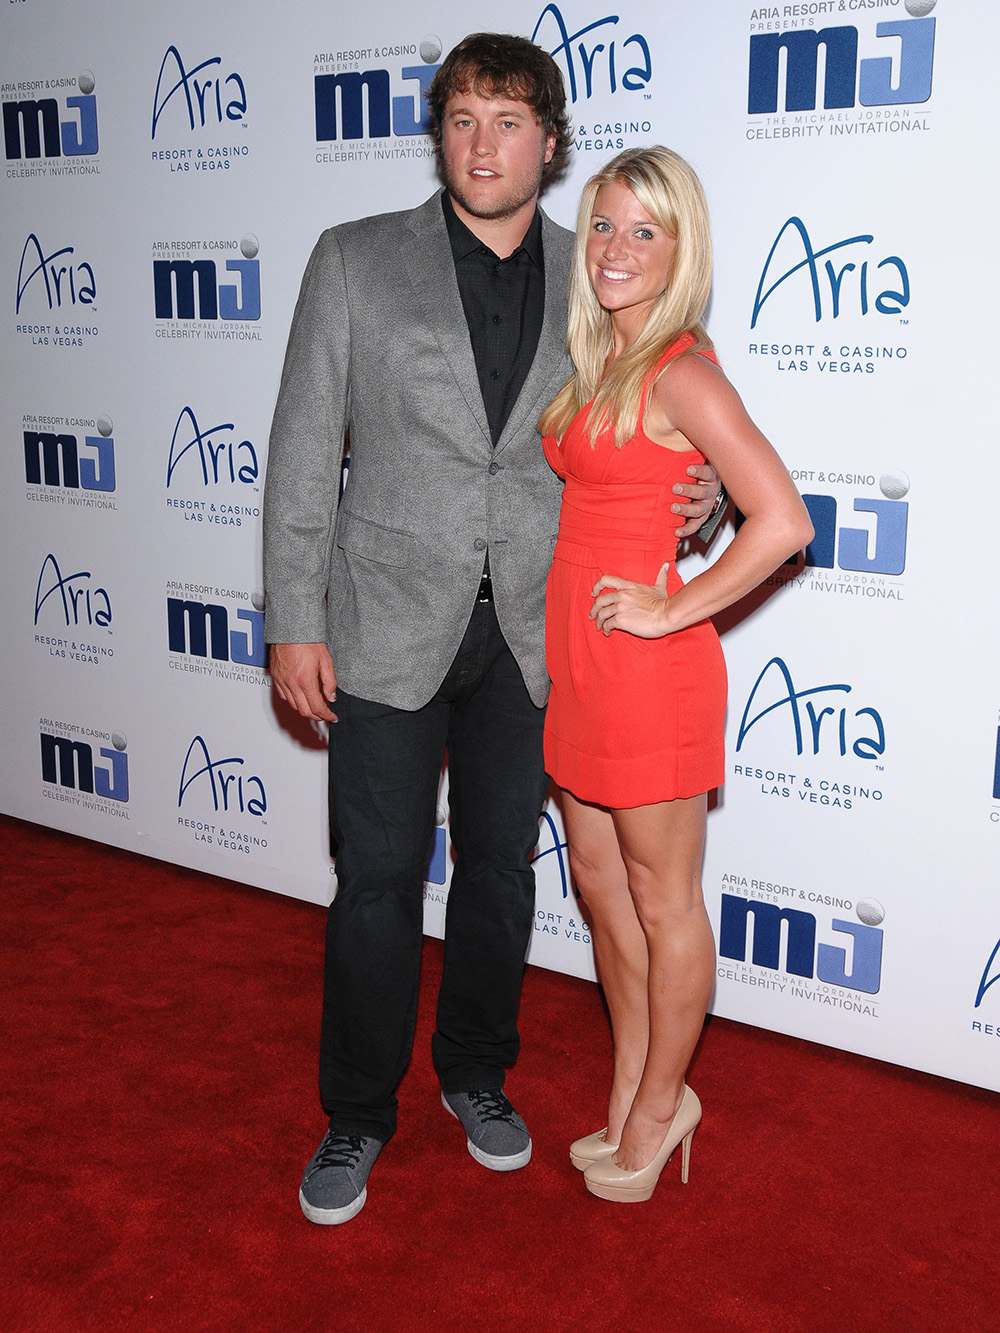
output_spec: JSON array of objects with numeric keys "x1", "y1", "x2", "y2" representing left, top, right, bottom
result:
[{"x1": 337, "y1": 510, "x2": 416, "y2": 568}]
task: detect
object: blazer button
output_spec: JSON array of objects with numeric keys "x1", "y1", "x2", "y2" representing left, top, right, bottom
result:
[
  {"x1": 473, "y1": 538, "x2": 487, "y2": 551},
  {"x1": 488, "y1": 462, "x2": 499, "y2": 475}
]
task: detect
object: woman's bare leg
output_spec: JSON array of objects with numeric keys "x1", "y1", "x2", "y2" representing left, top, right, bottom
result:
[
  {"x1": 610, "y1": 793, "x2": 714, "y2": 1171},
  {"x1": 561, "y1": 790, "x2": 647, "y2": 1143}
]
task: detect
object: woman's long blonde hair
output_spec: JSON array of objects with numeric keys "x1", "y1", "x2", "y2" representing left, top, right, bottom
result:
[{"x1": 539, "y1": 145, "x2": 713, "y2": 449}]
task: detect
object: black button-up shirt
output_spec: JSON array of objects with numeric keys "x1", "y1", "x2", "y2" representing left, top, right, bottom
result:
[{"x1": 443, "y1": 192, "x2": 545, "y2": 448}]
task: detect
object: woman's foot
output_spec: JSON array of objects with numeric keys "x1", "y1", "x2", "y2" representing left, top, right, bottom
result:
[
  {"x1": 569, "y1": 1128, "x2": 619, "y2": 1171},
  {"x1": 612, "y1": 1084, "x2": 689, "y2": 1173},
  {"x1": 583, "y1": 1086, "x2": 701, "y2": 1202},
  {"x1": 604, "y1": 1070, "x2": 642, "y2": 1148}
]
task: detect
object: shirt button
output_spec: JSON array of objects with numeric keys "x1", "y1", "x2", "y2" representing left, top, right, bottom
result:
[
  {"x1": 473, "y1": 538, "x2": 487, "y2": 551},
  {"x1": 490, "y1": 370, "x2": 500, "y2": 380},
  {"x1": 488, "y1": 462, "x2": 499, "y2": 475},
  {"x1": 492, "y1": 315, "x2": 502, "y2": 325}
]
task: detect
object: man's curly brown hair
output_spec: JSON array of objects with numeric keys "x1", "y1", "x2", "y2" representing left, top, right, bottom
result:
[{"x1": 426, "y1": 32, "x2": 572, "y2": 181}]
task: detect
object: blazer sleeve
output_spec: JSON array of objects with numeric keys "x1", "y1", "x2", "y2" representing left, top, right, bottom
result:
[{"x1": 262, "y1": 228, "x2": 350, "y2": 644}]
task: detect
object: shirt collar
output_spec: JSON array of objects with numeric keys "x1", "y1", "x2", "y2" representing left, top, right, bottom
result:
[{"x1": 443, "y1": 191, "x2": 543, "y2": 267}]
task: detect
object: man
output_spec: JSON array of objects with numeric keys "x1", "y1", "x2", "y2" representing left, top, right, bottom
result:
[{"x1": 263, "y1": 32, "x2": 720, "y2": 1225}]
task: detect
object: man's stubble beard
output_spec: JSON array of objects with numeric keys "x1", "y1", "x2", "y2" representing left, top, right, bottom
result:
[{"x1": 443, "y1": 155, "x2": 547, "y2": 223}]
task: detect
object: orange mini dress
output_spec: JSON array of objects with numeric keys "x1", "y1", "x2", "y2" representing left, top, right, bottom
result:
[{"x1": 542, "y1": 336, "x2": 727, "y2": 808}]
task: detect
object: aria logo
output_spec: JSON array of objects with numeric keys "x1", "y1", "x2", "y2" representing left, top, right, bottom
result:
[
  {"x1": 532, "y1": 3, "x2": 652, "y2": 104},
  {"x1": 153, "y1": 236, "x2": 259, "y2": 321},
  {"x1": 40, "y1": 728, "x2": 129, "y2": 803},
  {"x1": 177, "y1": 734, "x2": 266, "y2": 817},
  {"x1": 165, "y1": 405, "x2": 259, "y2": 489},
  {"x1": 34, "y1": 552, "x2": 112, "y2": 631},
  {"x1": 974, "y1": 939, "x2": 1000, "y2": 1010},
  {"x1": 24, "y1": 420, "x2": 115, "y2": 492},
  {"x1": 151, "y1": 45, "x2": 247, "y2": 139},
  {"x1": 16, "y1": 232, "x2": 96, "y2": 316},
  {"x1": 736, "y1": 657, "x2": 885, "y2": 762},
  {"x1": 748, "y1": 13, "x2": 936, "y2": 115},
  {"x1": 2, "y1": 73, "x2": 99, "y2": 160},
  {"x1": 751, "y1": 217, "x2": 909, "y2": 330},
  {"x1": 314, "y1": 37, "x2": 440, "y2": 142},
  {"x1": 531, "y1": 809, "x2": 571, "y2": 899}
]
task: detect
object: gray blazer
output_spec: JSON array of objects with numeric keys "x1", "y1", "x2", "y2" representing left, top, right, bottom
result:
[{"x1": 263, "y1": 190, "x2": 574, "y2": 710}]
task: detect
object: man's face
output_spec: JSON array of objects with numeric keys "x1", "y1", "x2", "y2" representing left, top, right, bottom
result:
[{"x1": 441, "y1": 89, "x2": 556, "y2": 224}]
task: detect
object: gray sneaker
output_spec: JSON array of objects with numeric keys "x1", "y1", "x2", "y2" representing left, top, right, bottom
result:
[
  {"x1": 299, "y1": 1131, "x2": 382, "y2": 1225},
  {"x1": 441, "y1": 1088, "x2": 532, "y2": 1171}
]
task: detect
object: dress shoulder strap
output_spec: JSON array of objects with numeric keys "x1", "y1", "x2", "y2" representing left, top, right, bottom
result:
[
  {"x1": 640, "y1": 334, "x2": 718, "y2": 413},
  {"x1": 654, "y1": 332, "x2": 718, "y2": 373}
]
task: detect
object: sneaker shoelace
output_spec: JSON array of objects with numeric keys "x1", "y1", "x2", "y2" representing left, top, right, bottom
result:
[
  {"x1": 467, "y1": 1090, "x2": 517, "y2": 1124},
  {"x1": 311, "y1": 1133, "x2": 368, "y2": 1173}
]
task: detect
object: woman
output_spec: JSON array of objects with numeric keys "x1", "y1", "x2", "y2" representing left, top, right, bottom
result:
[{"x1": 538, "y1": 146, "x2": 813, "y2": 1203}]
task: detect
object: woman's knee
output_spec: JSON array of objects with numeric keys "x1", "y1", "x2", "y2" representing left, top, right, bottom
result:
[{"x1": 627, "y1": 870, "x2": 707, "y2": 931}]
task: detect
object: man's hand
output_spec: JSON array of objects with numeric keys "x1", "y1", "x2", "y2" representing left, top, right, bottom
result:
[
  {"x1": 269, "y1": 642, "x2": 338, "y2": 722},
  {"x1": 671, "y1": 461, "x2": 723, "y2": 538}
]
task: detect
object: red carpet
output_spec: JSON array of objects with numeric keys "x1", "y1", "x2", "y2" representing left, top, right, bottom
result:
[{"x1": 1, "y1": 813, "x2": 997, "y2": 1332}]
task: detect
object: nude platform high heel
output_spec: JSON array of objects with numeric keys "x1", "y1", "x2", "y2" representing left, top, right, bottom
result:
[
  {"x1": 583, "y1": 1085, "x2": 701, "y2": 1202},
  {"x1": 569, "y1": 1128, "x2": 620, "y2": 1171}
]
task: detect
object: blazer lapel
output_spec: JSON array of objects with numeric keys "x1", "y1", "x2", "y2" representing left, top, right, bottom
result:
[
  {"x1": 494, "y1": 207, "x2": 572, "y2": 457},
  {"x1": 401, "y1": 191, "x2": 492, "y2": 449}
]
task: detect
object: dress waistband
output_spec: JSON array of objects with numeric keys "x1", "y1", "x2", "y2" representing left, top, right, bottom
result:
[{"x1": 557, "y1": 485, "x2": 682, "y2": 552}]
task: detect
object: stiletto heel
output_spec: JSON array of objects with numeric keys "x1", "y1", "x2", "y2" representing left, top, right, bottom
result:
[
  {"x1": 583, "y1": 1085, "x2": 701, "y2": 1202},
  {"x1": 680, "y1": 1125, "x2": 694, "y2": 1185},
  {"x1": 569, "y1": 1128, "x2": 619, "y2": 1171}
]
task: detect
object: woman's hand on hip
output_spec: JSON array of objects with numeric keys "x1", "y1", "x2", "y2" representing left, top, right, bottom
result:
[{"x1": 590, "y1": 563, "x2": 673, "y2": 638}]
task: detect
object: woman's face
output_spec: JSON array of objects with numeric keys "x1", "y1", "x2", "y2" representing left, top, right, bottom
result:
[{"x1": 585, "y1": 179, "x2": 676, "y2": 329}]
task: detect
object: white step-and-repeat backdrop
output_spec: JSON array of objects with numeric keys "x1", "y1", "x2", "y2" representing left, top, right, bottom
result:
[{"x1": 3, "y1": 0, "x2": 997, "y2": 1093}]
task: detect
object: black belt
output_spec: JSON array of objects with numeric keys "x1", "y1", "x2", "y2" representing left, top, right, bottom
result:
[{"x1": 476, "y1": 572, "x2": 493, "y2": 603}]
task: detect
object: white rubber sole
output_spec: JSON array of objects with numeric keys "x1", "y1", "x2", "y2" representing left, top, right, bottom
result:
[
  {"x1": 468, "y1": 1139, "x2": 532, "y2": 1172},
  {"x1": 298, "y1": 1185, "x2": 367, "y2": 1225},
  {"x1": 441, "y1": 1093, "x2": 532, "y2": 1171}
]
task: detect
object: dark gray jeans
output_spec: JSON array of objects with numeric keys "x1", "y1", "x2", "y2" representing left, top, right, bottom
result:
[{"x1": 320, "y1": 600, "x2": 549, "y2": 1143}]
